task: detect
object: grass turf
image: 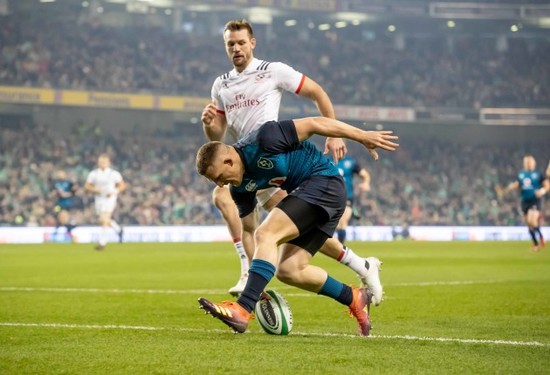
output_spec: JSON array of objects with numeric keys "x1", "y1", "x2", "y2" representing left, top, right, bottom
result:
[{"x1": 1, "y1": 241, "x2": 549, "y2": 374}]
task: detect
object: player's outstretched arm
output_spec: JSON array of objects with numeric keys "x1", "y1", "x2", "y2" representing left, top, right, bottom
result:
[
  {"x1": 293, "y1": 117, "x2": 399, "y2": 160},
  {"x1": 298, "y1": 77, "x2": 347, "y2": 162}
]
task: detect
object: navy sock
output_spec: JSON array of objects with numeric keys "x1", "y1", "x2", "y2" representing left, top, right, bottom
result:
[
  {"x1": 237, "y1": 259, "x2": 275, "y2": 313},
  {"x1": 318, "y1": 275, "x2": 353, "y2": 306},
  {"x1": 529, "y1": 229, "x2": 538, "y2": 245},
  {"x1": 338, "y1": 229, "x2": 347, "y2": 244},
  {"x1": 535, "y1": 227, "x2": 543, "y2": 241}
]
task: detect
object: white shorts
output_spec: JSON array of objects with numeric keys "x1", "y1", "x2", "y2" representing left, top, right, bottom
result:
[
  {"x1": 94, "y1": 196, "x2": 117, "y2": 216},
  {"x1": 256, "y1": 187, "x2": 281, "y2": 207}
]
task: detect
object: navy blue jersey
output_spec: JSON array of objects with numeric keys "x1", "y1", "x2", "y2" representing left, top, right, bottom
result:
[
  {"x1": 517, "y1": 169, "x2": 544, "y2": 202},
  {"x1": 337, "y1": 156, "x2": 362, "y2": 200},
  {"x1": 230, "y1": 120, "x2": 339, "y2": 217},
  {"x1": 53, "y1": 179, "x2": 75, "y2": 209}
]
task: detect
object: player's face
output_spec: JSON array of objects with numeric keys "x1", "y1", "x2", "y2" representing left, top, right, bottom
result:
[
  {"x1": 98, "y1": 156, "x2": 110, "y2": 169},
  {"x1": 523, "y1": 156, "x2": 536, "y2": 171},
  {"x1": 223, "y1": 29, "x2": 255, "y2": 72},
  {"x1": 204, "y1": 152, "x2": 242, "y2": 188}
]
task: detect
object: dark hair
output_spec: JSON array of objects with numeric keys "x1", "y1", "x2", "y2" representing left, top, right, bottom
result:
[
  {"x1": 223, "y1": 19, "x2": 254, "y2": 38},
  {"x1": 196, "y1": 141, "x2": 224, "y2": 176}
]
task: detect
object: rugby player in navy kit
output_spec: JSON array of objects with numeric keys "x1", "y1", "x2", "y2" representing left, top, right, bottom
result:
[{"x1": 196, "y1": 116, "x2": 398, "y2": 336}]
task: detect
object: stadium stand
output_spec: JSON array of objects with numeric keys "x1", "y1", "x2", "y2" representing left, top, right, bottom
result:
[{"x1": 0, "y1": 1, "x2": 548, "y2": 229}]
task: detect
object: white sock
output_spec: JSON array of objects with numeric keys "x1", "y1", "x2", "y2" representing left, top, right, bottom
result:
[
  {"x1": 99, "y1": 227, "x2": 109, "y2": 246},
  {"x1": 110, "y1": 220, "x2": 121, "y2": 233},
  {"x1": 234, "y1": 241, "x2": 249, "y2": 276},
  {"x1": 339, "y1": 246, "x2": 369, "y2": 277}
]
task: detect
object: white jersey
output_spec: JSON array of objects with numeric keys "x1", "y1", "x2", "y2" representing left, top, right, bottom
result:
[
  {"x1": 211, "y1": 58, "x2": 304, "y2": 143},
  {"x1": 86, "y1": 168, "x2": 123, "y2": 198}
]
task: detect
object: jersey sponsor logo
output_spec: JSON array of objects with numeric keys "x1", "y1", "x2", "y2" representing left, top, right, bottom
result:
[
  {"x1": 257, "y1": 157, "x2": 274, "y2": 169},
  {"x1": 225, "y1": 93, "x2": 261, "y2": 113},
  {"x1": 269, "y1": 177, "x2": 286, "y2": 186},
  {"x1": 245, "y1": 180, "x2": 257, "y2": 192}
]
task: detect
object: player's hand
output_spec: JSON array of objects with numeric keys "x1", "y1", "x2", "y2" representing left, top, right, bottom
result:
[
  {"x1": 361, "y1": 131, "x2": 399, "y2": 160},
  {"x1": 324, "y1": 137, "x2": 347, "y2": 163},
  {"x1": 201, "y1": 101, "x2": 217, "y2": 127},
  {"x1": 359, "y1": 181, "x2": 371, "y2": 192}
]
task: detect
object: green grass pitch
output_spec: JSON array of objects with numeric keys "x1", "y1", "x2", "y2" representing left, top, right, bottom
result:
[{"x1": 1, "y1": 240, "x2": 549, "y2": 374}]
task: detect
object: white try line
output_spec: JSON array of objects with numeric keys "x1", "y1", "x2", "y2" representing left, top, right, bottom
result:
[
  {"x1": 0, "y1": 280, "x2": 508, "y2": 296},
  {"x1": 0, "y1": 322, "x2": 547, "y2": 347}
]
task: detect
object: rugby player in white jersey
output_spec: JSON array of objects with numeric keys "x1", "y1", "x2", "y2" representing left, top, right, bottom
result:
[
  {"x1": 85, "y1": 154, "x2": 126, "y2": 251},
  {"x1": 200, "y1": 19, "x2": 383, "y2": 305}
]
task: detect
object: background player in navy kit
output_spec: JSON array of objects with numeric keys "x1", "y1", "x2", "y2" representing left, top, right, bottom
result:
[
  {"x1": 335, "y1": 156, "x2": 371, "y2": 244},
  {"x1": 202, "y1": 19, "x2": 383, "y2": 302},
  {"x1": 51, "y1": 170, "x2": 78, "y2": 240},
  {"x1": 500, "y1": 155, "x2": 549, "y2": 251},
  {"x1": 196, "y1": 117, "x2": 399, "y2": 336}
]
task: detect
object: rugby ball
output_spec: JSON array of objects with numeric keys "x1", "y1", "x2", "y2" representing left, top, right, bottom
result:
[{"x1": 255, "y1": 289, "x2": 293, "y2": 335}]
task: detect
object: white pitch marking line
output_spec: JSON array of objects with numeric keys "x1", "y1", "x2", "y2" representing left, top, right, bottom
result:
[{"x1": 0, "y1": 322, "x2": 547, "y2": 347}]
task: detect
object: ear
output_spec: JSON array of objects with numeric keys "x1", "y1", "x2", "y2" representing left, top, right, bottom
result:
[
  {"x1": 250, "y1": 38, "x2": 256, "y2": 50},
  {"x1": 223, "y1": 157, "x2": 233, "y2": 166}
]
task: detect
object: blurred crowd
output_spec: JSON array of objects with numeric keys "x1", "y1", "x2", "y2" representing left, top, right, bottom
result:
[
  {"x1": 1, "y1": 118, "x2": 547, "y2": 228},
  {"x1": 0, "y1": 10, "x2": 549, "y2": 229},
  {"x1": 0, "y1": 119, "x2": 215, "y2": 227},
  {"x1": 0, "y1": 13, "x2": 549, "y2": 108}
]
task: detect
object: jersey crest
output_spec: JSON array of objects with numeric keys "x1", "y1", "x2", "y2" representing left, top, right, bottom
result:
[
  {"x1": 255, "y1": 72, "x2": 272, "y2": 82},
  {"x1": 257, "y1": 157, "x2": 274, "y2": 169}
]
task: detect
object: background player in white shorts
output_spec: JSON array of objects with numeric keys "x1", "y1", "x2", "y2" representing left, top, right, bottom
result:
[
  {"x1": 200, "y1": 19, "x2": 383, "y2": 305},
  {"x1": 85, "y1": 154, "x2": 126, "y2": 251}
]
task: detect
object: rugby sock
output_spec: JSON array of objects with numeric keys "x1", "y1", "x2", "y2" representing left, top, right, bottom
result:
[
  {"x1": 233, "y1": 239, "x2": 249, "y2": 275},
  {"x1": 110, "y1": 220, "x2": 121, "y2": 233},
  {"x1": 99, "y1": 227, "x2": 109, "y2": 246},
  {"x1": 339, "y1": 246, "x2": 370, "y2": 275},
  {"x1": 535, "y1": 227, "x2": 543, "y2": 240},
  {"x1": 337, "y1": 229, "x2": 346, "y2": 244},
  {"x1": 318, "y1": 275, "x2": 353, "y2": 306},
  {"x1": 529, "y1": 229, "x2": 538, "y2": 245},
  {"x1": 237, "y1": 259, "x2": 275, "y2": 313}
]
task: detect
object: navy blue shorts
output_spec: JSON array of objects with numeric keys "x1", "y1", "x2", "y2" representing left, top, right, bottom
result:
[
  {"x1": 276, "y1": 175, "x2": 346, "y2": 255},
  {"x1": 521, "y1": 198, "x2": 541, "y2": 215}
]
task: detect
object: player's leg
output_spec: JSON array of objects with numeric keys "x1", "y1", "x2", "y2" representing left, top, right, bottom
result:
[
  {"x1": 107, "y1": 199, "x2": 123, "y2": 243},
  {"x1": 531, "y1": 201, "x2": 544, "y2": 247},
  {"x1": 238, "y1": 179, "x2": 346, "y2": 314},
  {"x1": 96, "y1": 211, "x2": 112, "y2": 251},
  {"x1": 526, "y1": 207, "x2": 543, "y2": 251},
  {"x1": 198, "y1": 201, "x2": 299, "y2": 333},
  {"x1": 277, "y1": 239, "x2": 372, "y2": 337},
  {"x1": 262, "y1": 188, "x2": 384, "y2": 305},
  {"x1": 335, "y1": 203, "x2": 352, "y2": 244},
  {"x1": 212, "y1": 185, "x2": 252, "y2": 295}
]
